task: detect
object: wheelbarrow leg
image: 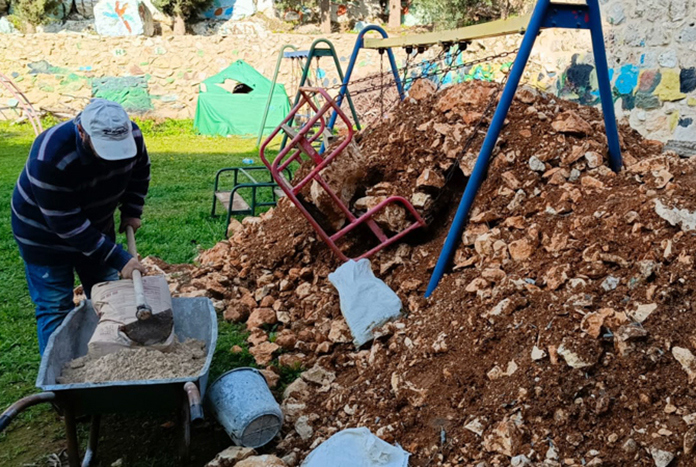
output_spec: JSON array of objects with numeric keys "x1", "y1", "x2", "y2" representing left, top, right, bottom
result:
[
  {"x1": 179, "y1": 395, "x2": 191, "y2": 465},
  {"x1": 64, "y1": 407, "x2": 81, "y2": 467},
  {"x1": 82, "y1": 415, "x2": 101, "y2": 467}
]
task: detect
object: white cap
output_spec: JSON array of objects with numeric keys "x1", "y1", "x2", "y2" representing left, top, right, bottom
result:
[{"x1": 81, "y1": 99, "x2": 137, "y2": 161}]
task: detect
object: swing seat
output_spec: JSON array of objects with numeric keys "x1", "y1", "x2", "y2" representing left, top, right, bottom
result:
[{"x1": 260, "y1": 87, "x2": 426, "y2": 261}]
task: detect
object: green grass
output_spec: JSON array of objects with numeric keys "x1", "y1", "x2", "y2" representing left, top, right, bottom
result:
[{"x1": 0, "y1": 119, "x2": 280, "y2": 466}]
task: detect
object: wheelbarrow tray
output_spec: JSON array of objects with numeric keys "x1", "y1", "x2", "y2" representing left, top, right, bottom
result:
[{"x1": 36, "y1": 297, "x2": 218, "y2": 416}]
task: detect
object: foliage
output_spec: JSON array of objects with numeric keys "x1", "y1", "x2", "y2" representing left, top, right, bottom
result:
[
  {"x1": 153, "y1": 0, "x2": 214, "y2": 19},
  {"x1": 11, "y1": 0, "x2": 61, "y2": 26},
  {"x1": 411, "y1": 0, "x2": 523, "y2": 29}
]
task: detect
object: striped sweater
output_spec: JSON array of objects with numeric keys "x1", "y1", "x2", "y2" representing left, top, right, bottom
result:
[{"x1": 11, "y1": 117, "x2": 150, "y2": 270}]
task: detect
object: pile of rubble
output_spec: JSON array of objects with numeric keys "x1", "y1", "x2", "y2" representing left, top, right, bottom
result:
[{"x1": 155, "y1": 80, "x2": 696, "y2": 466}]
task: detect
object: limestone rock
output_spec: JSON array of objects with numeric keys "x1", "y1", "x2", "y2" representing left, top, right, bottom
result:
[
  {"x1": 283, "y1": 378, "x2": 309, "y2": 400},
  {"x1": 301, "y1": 364, "x2": 335, "y2": 386},
  {"x1": 654, "y1": 199, "x2": 696, "y2": 231},
  {"x1": 629, "y1": 303, "x2": 657, "y2": 323},
  {"x1": 650, "y1": 448, "x2": 674, "y2": 467},
  {"x1": 483, "y1": 419, "x2": 523, "y2": 457},
  {"x1": 551, "y1": 111, "x2": 593, "y2": 135},
  {"x1": 509, "y1": 239, "x2": 533, "y2": 261},
  {"x1": 354, "y1": 196, "x2": 408, "y2": 232},
  {"x1": 614, "y1": 324, "x2": 648, "y2": 356},
  {"x1": 236, "y1": 455, "x2": 287, "y2": 467},
  {"x1": 246, "y1": 308, "x2": 277, "y2": 330},
  {"x1": 409, "y1": 78, "x2": 437, "y2": 101},
  {"x1": 294, "y1": 416, "x2": 313, "y2": 441},
  {"x1": 205, "y1": 446, "x2": 256, "y2": 467},
  {"x1": 249, "y1": 342, "x2": 279, "y2": 366},
  {"x1": 673, "y1": 347, "x2": 696, "y2": 383},
  {"x1": 416, "y1": 168, "x2": 445, "y2": 191}
]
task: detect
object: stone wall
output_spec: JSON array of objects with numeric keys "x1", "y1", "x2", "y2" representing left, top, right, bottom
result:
[{"x1": 1, "y1": 1, "x2": 695, "y2": 149}]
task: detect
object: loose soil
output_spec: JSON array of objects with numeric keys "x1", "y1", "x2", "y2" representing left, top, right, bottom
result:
[
  {"x1": 161, "y1": 79, "x2": 696, "y2": 466},
  {"x1": 58, "y1": 339, "x2": 207, "y2": 384}
]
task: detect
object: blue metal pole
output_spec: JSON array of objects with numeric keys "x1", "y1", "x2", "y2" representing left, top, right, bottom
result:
[
  {"x1": 425, "y1": 0, "x2": 551, "y2": 298},
  {"x1": 327, "y1": 25, "x2": 404, "y2": 132},
  {"x1": 586, "y1": 0, "x2": 622, "y2": 172}
]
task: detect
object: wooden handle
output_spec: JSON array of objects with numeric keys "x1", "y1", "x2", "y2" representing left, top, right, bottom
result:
[{"x1": 125, "y1": 226, "x2": 151, "y2": 318}]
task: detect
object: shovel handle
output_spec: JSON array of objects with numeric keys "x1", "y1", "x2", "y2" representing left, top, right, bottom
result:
[{"x1": 125, "y1": 226, "x2": 152, "y2": 320}]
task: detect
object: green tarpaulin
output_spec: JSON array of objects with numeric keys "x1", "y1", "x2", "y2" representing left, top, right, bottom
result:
[{"x1": 194, "y1": 60, "x2": 290, "y2": 136}]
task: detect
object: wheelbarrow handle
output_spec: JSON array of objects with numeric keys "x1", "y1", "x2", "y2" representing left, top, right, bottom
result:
[
  {"x1": 184, "y1": 382, "x2": 204, "y2": 424},
  {"x1": 0, "y1": 392, "x2": 56, "y2": 433},
  {"x1": 125, "y1": 226, "x2": 152, "y2": 320}
]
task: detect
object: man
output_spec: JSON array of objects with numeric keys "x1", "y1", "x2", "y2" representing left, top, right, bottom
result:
[{"x1": 11, "y1": 99, "x2": 150, "y2": 355}]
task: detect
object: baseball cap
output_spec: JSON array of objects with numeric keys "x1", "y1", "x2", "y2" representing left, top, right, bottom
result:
[{"x1": 80, "y1": 99, "x2": 137, "y2": 161}]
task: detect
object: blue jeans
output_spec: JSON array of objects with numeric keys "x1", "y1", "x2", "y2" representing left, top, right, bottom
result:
[{"x1": 24, "y1": 262, "x2": 119, "y2": 355}]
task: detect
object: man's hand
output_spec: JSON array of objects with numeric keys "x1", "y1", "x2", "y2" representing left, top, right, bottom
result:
[
  {"x1": 121, "y1": 257, "x2": 146, "y2": 279},
  {"x1": 119, "y1": 217, "x2": 142, "y2": 234}
]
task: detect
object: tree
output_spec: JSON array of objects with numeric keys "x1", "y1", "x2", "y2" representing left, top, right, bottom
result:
[
  {"x1": 12, "y1": 0, "x2": 61, "y2": 33},
  {"x1": 154, "y1": 0, "x2": 214, "y2": 35},
  {"x1": 389, "y1": 0, "x2": 401, "y2": 28},
  {"x1": 411, "y1": 0, "x2": 515, "y2": 30},
  {"x1": 319, "y1": 0, "x2": 331, "y2": 33}
]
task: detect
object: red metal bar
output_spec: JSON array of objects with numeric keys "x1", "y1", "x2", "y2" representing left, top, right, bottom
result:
[{"x1": 260, "y1": 87, "x2": 426, "y2": 261}]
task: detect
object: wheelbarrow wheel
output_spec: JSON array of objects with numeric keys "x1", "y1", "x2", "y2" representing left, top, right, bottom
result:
[{"x1": 179, "y1": 396, "x2": 191, "y2": 464}]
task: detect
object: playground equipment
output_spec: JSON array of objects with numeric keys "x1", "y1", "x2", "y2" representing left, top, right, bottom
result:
[
  {"x1": 0, "y1": 72, "x2": 43, "y2": 136},
  {"x1": 211, "y1": 166, "x2": 292, "y2": 237},
  {"x1": 260, "y1": 88, "x2": 426, "y2": 261},
  {"x1": 359, "y1": 0, "x2": 622, "y2": 296}
]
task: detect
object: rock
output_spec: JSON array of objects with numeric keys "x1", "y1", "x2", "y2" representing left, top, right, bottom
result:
[
  {"x1": 558, "y1": 340, "x2": 598, "y2": 369},
  {"x1": 673, "y1": 347, "x2": 696, "y2": 383},
  {"x1": 283, "y1": 378, "x2": 309, "y2": 400},
  {"x1": 529, "y1": 156, "x2": 546, "y2": 172},
  {"x1": 354, "y1": 196, "x2": 408, "y2": 232},
  {"x1": 464, "y1": 417, "x2": 486, "y2": 436},
  {"x1": 532, "y1": 346, "x2": 547, "y2": 361},
  {"x1": 551, "y1": 111, "x2": 593, "y2": 135},
  {"x1": 483, "y1": 419, "x2": 523, "y2": 457},
  {"x1": 279, "y1": 353, "x2": 305, "y2": 368},
  {"x1": 511, "y1": 455, "x2": 532, "y2": 466},
  {"x1": 411, "y1": 192, "x2": 433, "y2": 210},
  {"x1": 94, "y1": 0, "x2": 153, "y2": 36},
  {"x1": 623, "y1": 438, "x2": 638, "y2": 454},
  {"x1": 601, "y1": 275, "x2": 619, "y2": 291},
  {"x1": 487, "y1": 360, "x2": 518, "y2": 380},
  {"x1": 544, "y1": 265, "x2": 569, "y2": 290},
  {"x1": 227, "y1": 218, "x2": 243, "y2": 237},
  {"x1": 409, "y1": 78, "x2": 437, "y2": 101},
  {"x1": 328, "y1": 320, "x2": 352, "y2": 344},
  {"x1": 629, "y1": 303, "x2": 657, "y2": 323},
  {"x1": 295, "y1": 416, "x2": 313, "y2": 441},
  {"x1": 236, "y1": 455, "x2": 287, "y2": 467},
  {"x1": 0, "y1": 16, "x2": 16, "y2": 34},
  {"x1": 246, "y1": 308, "x2": 277, "y2": 330},
  {"x1": 614, "y1": 324, "x2": 648, "y2": 356},
  {"x1": 301, "y1": 364, "x2": 336, "y2": 386},
  {"x1": 296, "y1": 282, "x2": 312, "y2": 299},
  {"x1": 275, "y1": 330, "x2": 297, "y2": 350},
  {"x1": 249, "y1": 342, "x2": 279, "y2": 366},
  {"x1": 654, "y1": 199, "x2": 696, "y2": 231},
  {"x1": 432, "y1": 332, "x2": 448, "y2": 353},
  {"x1": 585, "y1": 151, "x2": 603, "y2": 168},
  {"x1": 517, "y1": 86, "x2": 538, "y2": 104},
  {"x1": 224, "y1": 301, "x2": 249, "y2": 323},
  {"x1": 684, "y1": 426, "x2": 696, "y2": 455},
  {"x1": 260, "y1": 369, "x2": 280, "y2": 388},
  {"x1": 205, "y1": 446, "x2": 256, "y2": 467},
  {"x1": 416, "y1": 168, "x2": 445, "y2": 191},
  {"x1": 581, "y1": 176, "x2": 605, "y2": 189},
  {"x1": 466, "y1": 277, "x2": 490, "y2": 293},
  {"x1": 650, "y1": 448, "x2": 674, "y2": 467},
  {"x1": 581, "y1": 308, "x2": 614, "y2": 338},
  {"x1": 509, "y1": 239, "x2": 534, "y2": 261},
  {"x1": 281, "y1": 452, "x2": 298, "y2": 467}
]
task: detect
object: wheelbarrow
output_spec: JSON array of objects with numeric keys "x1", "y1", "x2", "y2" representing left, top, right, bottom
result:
[{"x1": 0, "y1": 297, "x2": 218, "y2": 466}]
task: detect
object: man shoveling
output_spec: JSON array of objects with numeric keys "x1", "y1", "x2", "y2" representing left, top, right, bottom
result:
[{"x1": 11, "y1": 99, "x2": 150, "y2": 355}]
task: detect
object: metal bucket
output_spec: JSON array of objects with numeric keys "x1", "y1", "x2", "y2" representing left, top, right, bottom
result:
[{"x1": 206, "y1": 368, "x2": 283, "y2": 448}]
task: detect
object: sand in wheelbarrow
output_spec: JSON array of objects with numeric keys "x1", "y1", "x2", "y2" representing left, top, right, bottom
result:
[{"x1": 57, "y1": 339, "x2": 207, "y2": 384}]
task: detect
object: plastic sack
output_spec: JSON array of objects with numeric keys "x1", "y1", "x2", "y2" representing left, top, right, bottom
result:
[
  {"x1": 328, "y1": 259, "x2": 402, "y2": 347},
  {"x1": 302, "y1": 427, "x2": 410, "y2": 467}
]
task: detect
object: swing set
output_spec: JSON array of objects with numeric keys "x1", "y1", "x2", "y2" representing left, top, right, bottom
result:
[{"x1": 259, "y1": 0, "x2": 622, "y2": 297}]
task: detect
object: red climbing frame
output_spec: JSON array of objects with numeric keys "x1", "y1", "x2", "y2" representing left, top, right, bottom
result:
[{"x1": 260, "y1": 87, "x2": 426, "y2": 262}]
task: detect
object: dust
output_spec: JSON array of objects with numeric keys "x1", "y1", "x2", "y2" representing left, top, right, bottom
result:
[{"x1": 58, "y1": 339, "x2": 207, "y2": 384}]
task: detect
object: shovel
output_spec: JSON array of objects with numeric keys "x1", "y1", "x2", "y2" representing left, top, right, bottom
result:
[{"x1": 118, "y1": 225, "x2": 174, "y2": 346}]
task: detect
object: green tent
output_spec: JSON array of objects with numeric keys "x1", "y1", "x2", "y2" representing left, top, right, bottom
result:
[{"x1": 194, "y1": 60, "x2": 290, "y2": 136}]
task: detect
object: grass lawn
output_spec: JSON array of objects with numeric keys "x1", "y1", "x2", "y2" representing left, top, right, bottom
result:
[{"x1": 0, "y1": 119, "x2": 278, "y2": 466}]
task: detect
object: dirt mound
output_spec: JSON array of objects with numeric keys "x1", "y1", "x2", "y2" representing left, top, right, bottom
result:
[{"x1": 163, "y1": 80, "x2": 696, "y2": 466}]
